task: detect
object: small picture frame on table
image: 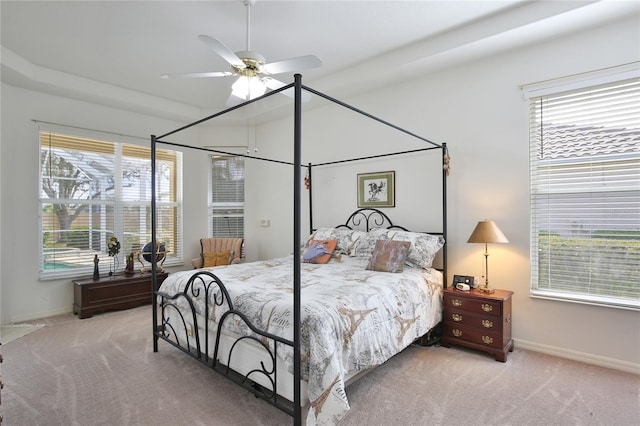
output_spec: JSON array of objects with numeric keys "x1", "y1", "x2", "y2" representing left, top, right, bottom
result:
[{"x1": 357, "y1": 171, "x2": 395, "y2": 208}]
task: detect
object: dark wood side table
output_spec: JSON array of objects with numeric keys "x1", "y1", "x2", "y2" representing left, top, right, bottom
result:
[
  {"x1": 441, "y1": 287, "x2": 514, "y2": 362},
  {"x1": 73, "y1": 272, "x2": 168, "y2": 319}
]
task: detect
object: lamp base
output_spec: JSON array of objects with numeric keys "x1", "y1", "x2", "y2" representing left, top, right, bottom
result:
[{"x1": 479, "y1": 285, "x2": 495, "y2": 294}]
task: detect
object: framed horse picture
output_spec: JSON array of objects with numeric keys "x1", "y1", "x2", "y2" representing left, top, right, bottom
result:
[{"x1": 357, "y1": 171, "x2": 395, "y2": 208}]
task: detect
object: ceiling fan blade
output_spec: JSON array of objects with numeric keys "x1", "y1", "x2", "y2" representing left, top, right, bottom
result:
[
  {"x1": 161, "y1": 71, "x2": 235, "y2": 79},
  {"x1": 262, "y1": 55, "x2": 322, "y2": 75},
  {"x1": 263, "y1": 77, "x2": 311, "y2": 101},
  {"x1": 198, "y1": 35, "x2": 246, "y2": 69}
]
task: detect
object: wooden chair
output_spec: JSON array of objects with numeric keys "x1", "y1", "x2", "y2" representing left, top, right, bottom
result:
[{"x1": 191, "y1": 237, "x2": 245, "y2": 268}]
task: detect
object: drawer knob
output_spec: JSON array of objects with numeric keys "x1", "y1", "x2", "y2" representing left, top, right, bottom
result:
[
  {"x1": 452, "y1": 329, "x2": 463, "y2": 337},
  {"x1": 482, "y1": 319, "x2": 493, "y2": 328},
  {"x1": 506, "y1": 313, "x2": 512, "y2": 324},
  {"x1": 481, "y1": 303, "x2": 493, "y2": 313},
  {"x1": 452, "y1": 299, "x2": 462, "y2": 307},
  {"x1": 482, "y1": 335, "x2": 493, "y2": 345},
  {"x1": 452, "y1": 313, "x2": 463, "y2": 322}
]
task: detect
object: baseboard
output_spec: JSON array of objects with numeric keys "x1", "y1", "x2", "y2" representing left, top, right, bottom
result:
[
  {"x1": 514, "y1": 338, "x2": 640, "y2": 375},
  {"x1": 5, "y1": 307, "x2": 72, "y2": 325}
]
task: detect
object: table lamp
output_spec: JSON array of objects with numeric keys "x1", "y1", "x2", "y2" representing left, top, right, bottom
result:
[{"x1": 467, "y1": 220, "x2": 508, "y2": 293}]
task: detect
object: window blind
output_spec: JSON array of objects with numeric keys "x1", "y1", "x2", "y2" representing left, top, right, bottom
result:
[
  {"x1": 210, "y1": 155, "x2": 245, "y2": 238},
  {"x1": 40, "y1": 131, "x2": 183, "y2": 279},
  {"x1": 529, "y1": 76, "x2": 640, "y2": 309}
]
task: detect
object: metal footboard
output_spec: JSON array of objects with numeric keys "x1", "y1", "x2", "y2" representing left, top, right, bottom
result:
[{"x1": 154, "y1": 270, "x2": 296, "y2": 415}]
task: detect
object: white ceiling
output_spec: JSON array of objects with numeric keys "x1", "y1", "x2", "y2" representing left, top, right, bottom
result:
[{"x1": 1, "y1": 1, "x2": 638, "y2": 122}]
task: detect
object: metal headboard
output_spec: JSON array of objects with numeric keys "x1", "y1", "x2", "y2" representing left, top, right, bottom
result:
[{"x1": 337, "y1": 208, "x2": 409, "y2": 232}]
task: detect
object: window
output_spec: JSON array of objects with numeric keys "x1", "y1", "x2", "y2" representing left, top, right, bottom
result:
[
  {"x1": 526, "y1": 66, "x2": 640, "y2": 309},
  {"x1": 209, "y1": 155, "x2": 244, "y2": 238},
  {"x1": 40, "y1": 130, "x2": 182, "y2": 279}
]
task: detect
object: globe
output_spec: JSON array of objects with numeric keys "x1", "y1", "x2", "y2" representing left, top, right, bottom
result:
[{"x1": 141, "y1": 242, "x2": 167, "y2": 263}]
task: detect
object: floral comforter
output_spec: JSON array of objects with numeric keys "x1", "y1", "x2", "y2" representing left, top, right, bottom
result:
[{"x1": 158, "y1": 255, "x2": 442, "y2": 425}]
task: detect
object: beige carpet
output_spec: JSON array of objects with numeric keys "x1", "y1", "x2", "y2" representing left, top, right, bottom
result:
[
  {"x1": 1, "y1": 305, "x2": 639, "y2": 425},
  {"x1": 1, "y1": 323, "x2": 45, "y2": 344}
]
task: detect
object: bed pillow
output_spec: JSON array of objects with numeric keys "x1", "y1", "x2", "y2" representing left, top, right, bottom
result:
[
  {"x1": 307, "y1": 227, "x2": 364, "y2": 254},
  {"x1": 306, "y1": 227, "x2": 332, "y2": 244},
  {"x1": 203, "y1": 250, "x2": 233, "y2": 267},
  {"x1": 350, "y1": 228, "x2": 391, "y2": 257},
  {"x1": 334, "y1": 228, "x2": 366, "y2": 254},
  {"x1": 388, "y1": 230, "x2": 445, "y2": 269},
  {"x1": 365, "y1": 240, "x2": 411, "y2": 273},
  {"x1": 302, "y1": 239, "x2": 338, "y2": 264}
]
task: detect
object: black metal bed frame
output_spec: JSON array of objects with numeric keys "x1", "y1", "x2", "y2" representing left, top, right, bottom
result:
[
  {"x1": 155, "y1": 269, "x2": 297, "y2": 413},
  {"x1": 150, "y1": 74, "x2": 448, "y2": 425}
]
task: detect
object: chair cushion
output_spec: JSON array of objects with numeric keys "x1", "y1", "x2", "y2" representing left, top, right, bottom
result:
[
  {"x1": 200, "y1": 238, "x2": 244, "y2": 262},
  {"x1": 203, "y1": 250, "x2": 232, "y2": 267},
  {"x1": 193, "y1": 238, "x2": 244, "y2": 268}
]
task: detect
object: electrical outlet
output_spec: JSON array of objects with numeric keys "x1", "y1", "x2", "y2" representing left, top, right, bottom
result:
[
  {"x1": 260, "y1": 219, "x2": 270, "y2": 227},
  {"x1": 187, "y1": 326, "x2": 194, "y2": 337}
]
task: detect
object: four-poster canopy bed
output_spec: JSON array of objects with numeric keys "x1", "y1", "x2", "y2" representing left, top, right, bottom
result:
[{"x1": 150, "y1": 74, "x2": 449, "y2": 425}]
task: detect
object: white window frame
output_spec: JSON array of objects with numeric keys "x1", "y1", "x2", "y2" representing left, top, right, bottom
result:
[
  {"x1": 523, "y1": 63, "x2": 640, "y2": 310},
  {"x1": 208, "y1": 154, "x2": 245, "y2": 239},
  {"x1": 39, "y1": 125, "x2": 183, "y2": 280}
]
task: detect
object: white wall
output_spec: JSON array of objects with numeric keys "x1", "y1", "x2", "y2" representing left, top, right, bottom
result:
[
  {"x1": 0, "y1": 82, "x2": 3, "y2": 325},
  {"x1": 423, "y1": 16, "x2": 639, "y2": 371},
  {"x1": 247, "y1": 15, "x2": 640, "y2": 371},
  {"x1": 0, "y1": 84, "x2": 205, "y2": 323},
  {"x1": 1, "y1": 14, "x2": 638, "y2": 372}
]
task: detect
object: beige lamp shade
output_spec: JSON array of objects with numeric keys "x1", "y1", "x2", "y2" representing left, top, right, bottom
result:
[
  {"x1": 467, "y1": 220, "x2": 508, "y2": 293},
  {"x1": 467, "y1": 220, "x2": 509, "y2": 244}
]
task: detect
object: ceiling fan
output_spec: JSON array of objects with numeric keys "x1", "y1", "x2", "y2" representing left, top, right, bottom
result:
[{"x1": 161, "y1": 0, "x2": 322, "y2": 105}]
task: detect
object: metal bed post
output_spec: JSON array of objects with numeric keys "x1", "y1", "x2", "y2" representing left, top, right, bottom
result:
[
  {"x1": 308, "y1": 163, "x2": 313, "y2": 232},
  {"x1": 149, "y1": 75, "x2": 449, "y2": 423},
  {"x1": 151, "y1": 134, "x2": 159, "y2": 352},
  {"x1": 293, "y1": 73, "x2": 303, "y2": 426},
  {"x1": 442, "y1": 142, "x2": 448, "y2": 287}
]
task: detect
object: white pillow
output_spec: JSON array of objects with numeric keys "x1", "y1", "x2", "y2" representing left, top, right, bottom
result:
[
  {"x1": 307, "y1": 227, "x2": 364, "y2": 254},
  {"x1": 388, "y1": 230, "x2": 445, "y2": 269},
  {"x1": 350, "y1": 228, "x2": 391, "y2": 257}
]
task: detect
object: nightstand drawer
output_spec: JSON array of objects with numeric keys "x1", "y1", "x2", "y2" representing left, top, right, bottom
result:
[
  {"x1": 445, "y1": 310, "x2": 504, "y2": 332},
  {"x1": 444, "y1": 324, "x2": 505, "y2": 350},
  {"x1": 444, "y1": 294, "x2": 502, "y2": 317}
]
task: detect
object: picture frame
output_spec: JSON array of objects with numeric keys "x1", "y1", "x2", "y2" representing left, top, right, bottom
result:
[{"x1": 357, "y1": 171, "x2": 395, "y2": 208}]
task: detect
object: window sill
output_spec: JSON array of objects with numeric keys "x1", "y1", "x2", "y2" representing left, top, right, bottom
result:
[
  {"x1": 40, "y1": 257, "x2": 184, "y2": 281},
  {"x1": 531, "y1": 289, "x2": 640, "y2": 311}
]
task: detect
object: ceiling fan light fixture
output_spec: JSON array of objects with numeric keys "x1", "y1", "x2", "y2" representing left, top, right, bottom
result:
[
  {"x1": 231, "y1": 76, "x2": 266, "y2": 100},
  {"x1": 163, "y1": 0, "x2": 321, "y2": 105}
]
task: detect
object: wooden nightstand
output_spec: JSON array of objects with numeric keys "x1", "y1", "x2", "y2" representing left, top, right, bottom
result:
[{"x1": 441, "y1": 287, "x2": 514, "y2": 362}]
